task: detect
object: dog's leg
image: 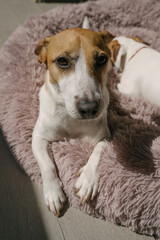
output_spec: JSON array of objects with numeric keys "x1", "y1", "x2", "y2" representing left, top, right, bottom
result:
[
  {"x1": 75, "y1": 141, "x2": 106, "y2": 204},
  {"x1": 32, "y1": 133, "x2": 66, "y2": 216}
]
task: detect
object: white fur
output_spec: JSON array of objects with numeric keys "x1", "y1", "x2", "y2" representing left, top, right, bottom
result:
[
  {"x1": 114, "y1": 36, "x2": 160, "y2": 106},
  {"x1": 32, "y1": 44, "x2": 110, "y2": 215}
]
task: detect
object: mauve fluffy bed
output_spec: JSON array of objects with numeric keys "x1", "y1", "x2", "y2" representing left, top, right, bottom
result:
[{"x1": 0, "y1": 0, "x2": 160, "y2": 237}]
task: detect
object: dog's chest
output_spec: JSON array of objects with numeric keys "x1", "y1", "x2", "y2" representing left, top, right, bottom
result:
[
  {"x1": 52, "y1": 111, "x2": 103, "y2": 142},
  {"x1": 40, "y1": 104, "x2": 107, "y2": 143}
]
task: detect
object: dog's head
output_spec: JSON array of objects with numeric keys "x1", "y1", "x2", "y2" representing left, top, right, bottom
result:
[
  {"x1": 107, "y1": 36, "x2": 150, "y2": 71},
  {"x1": 35, "y1": 28, "x2": 114, "y2": 119}
]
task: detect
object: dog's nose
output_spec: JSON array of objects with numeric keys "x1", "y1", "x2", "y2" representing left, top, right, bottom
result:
[{"x1": 77, "y1": 100, "x2": 99, "y2": 118}]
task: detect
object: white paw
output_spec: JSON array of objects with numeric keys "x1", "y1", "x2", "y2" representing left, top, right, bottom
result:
[
  {"x1": 43, "y1": 179, "x2": 66, "y2": 216},
  {"x1": 74, "y1": 165, "x2": 98, "y2": 204}
]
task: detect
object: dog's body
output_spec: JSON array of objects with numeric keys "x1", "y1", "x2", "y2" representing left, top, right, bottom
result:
[
  {"x1": 108, "y1": 36, "x2": 160, "y2": 106},
  {"x1": 32, "y1": 23, "x2": 113, "y2": 216}
]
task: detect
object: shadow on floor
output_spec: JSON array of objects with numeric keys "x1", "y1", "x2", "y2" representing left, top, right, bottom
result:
[{"x1": 0, "y1": 130, "x2": 48, "y2": 240}]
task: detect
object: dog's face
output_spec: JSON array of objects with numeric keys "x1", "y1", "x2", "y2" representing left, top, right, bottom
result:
[{"x1": 35, "y1": 28, "x2": 114, "y2": 119}]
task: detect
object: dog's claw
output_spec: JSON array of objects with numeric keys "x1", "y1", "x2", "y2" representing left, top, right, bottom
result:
[
  {"x1": 79, "y1": 196, "x2": 89, "y2": 205},
  {"x1": 47, "y1": 204, "x2": 60, "y2": 217},
  {"x1": 74, "y1": 187, "x2": 80, "y2": 194},
  {"x1": 54, "y1": 210, "x2": 60, "y2": 217},
  {"x1": 91, "y1": 195, "x2": 95, "y2": 201},
  {"x1": 77, "y1": 169, "x2": 82, "y2": 177},
  {"x1": 79, "y1": 197, "x2": 85, "y2": 205}
]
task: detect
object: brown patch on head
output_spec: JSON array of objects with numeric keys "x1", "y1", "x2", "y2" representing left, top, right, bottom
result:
[
  {"x1": 47, "y1": 30, "x2": 81, "y2": 84},
  {"x1": 76, "y1": 29, "x2": 113, "y2": 84},
  {"x1": 107, "y1": 40, "x2": 121, "y2": 63},
  {"x1": 35, "y1": 30, "x2": 81, "y2": 84},
  {"x1": 35, "y1": 28, "x2": 114, "y2": 84},
  {"x1": 99, "y1": 30, "x2": 115, "y2": 43},
  {"x1": 127, "y1": 36, "x2": 150, "y2": 46}
]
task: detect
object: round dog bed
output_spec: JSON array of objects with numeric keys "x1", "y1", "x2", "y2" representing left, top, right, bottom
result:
[{"x1": 0, "y1": 0, "x2": 160, "y2": 237}]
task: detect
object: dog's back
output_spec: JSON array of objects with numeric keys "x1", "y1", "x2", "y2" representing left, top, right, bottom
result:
[{"x1": 112, "y1": 36, "x2": 160, "y2": 106}]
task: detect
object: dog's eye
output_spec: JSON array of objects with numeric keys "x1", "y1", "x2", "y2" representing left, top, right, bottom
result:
[
  {"x1": 55, "y1": 57, "x2": 70, "y2": 69},
  {"x1": 97, "y1": 54, "x2": 108, "y2": 66}
]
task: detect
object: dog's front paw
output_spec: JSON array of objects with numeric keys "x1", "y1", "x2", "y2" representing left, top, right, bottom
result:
[
  {"x1": 74, "y1": 165, "x2": 98, "y2": 204},
  {"x1": 43, "y1": 179, "x2": 66, "y2": 216}
]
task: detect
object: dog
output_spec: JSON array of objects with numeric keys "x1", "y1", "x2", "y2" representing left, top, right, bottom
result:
[
  {"x1": 108, "y1": 36, "x2": 160, "y2": 106},
  {"x1": 32, "y1": 19, "x2": 114, "y2": 216}
]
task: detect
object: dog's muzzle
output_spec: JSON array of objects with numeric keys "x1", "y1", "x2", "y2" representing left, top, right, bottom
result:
[{"x1": 76, "y1": 100, "x2": 99, "y2": 119}]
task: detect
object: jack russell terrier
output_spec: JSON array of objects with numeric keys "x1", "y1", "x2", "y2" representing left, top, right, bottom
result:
[
  {"x1": 32, "y1": 19, "x2": 114, "y2": 216},
  {"x1": 108, "y1": 36, "x2": 160, "y2": 106}
]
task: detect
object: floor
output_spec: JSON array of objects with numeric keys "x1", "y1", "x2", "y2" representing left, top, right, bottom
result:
[{"x1": 0, "y1": 0, "x2": 157, "y2": 239}]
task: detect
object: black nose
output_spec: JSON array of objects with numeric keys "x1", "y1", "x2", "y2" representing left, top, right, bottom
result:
[{"x1": 77, "y1": 100, "x2": 99, "y2": 118}]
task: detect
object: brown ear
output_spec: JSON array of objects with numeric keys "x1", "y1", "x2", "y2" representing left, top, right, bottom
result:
[
  {"x1": 128, "y1": 36, "x2": 150, "y2": 46},
  {"x1": 107, "y1": 40, "x2": 120, "y2": 63},
  {"x1": 34, "y1": 37, "x2": 51, "y2": 64},
  {"x1": 99, "y1": 30, "x2": 115, "y2": 43}
]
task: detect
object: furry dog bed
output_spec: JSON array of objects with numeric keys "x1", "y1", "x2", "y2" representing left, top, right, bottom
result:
[{"x1": 0, "y1": 0, "x2": 160, "y2": 237}]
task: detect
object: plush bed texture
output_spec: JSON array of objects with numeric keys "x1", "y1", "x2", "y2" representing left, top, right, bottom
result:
[{"x1": 0, "y1": 0, "x2": 160, "y2": 237}]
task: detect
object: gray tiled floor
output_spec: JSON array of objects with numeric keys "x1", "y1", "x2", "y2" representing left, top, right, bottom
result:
[{"x1": 0, "y1": 0, "x2": 156, "y2": 239}]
